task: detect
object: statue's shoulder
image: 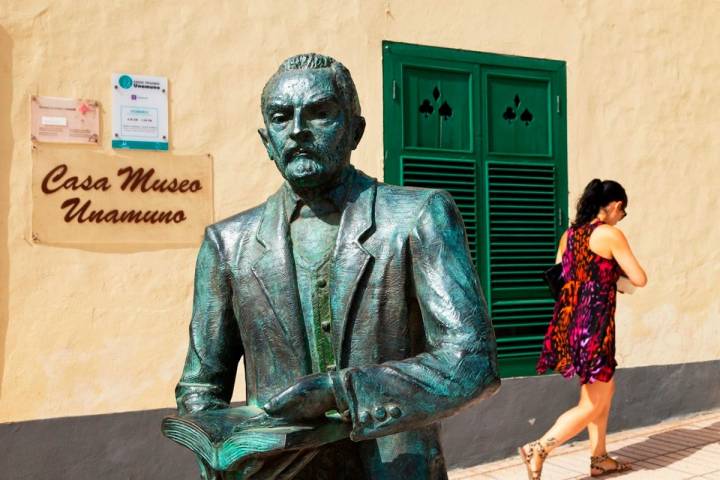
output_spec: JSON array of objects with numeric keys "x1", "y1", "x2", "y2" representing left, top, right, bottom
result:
[
  {"x1": 375, "y1": 181, "x2": 438, "y2": 202},
  {"x1": 369, "y1": 178, "x2": 455, "y2": 229},
  {"x1": 209, "y1": 202, "x2": 266, "y2": 234},
  {"x1": 375, "y1": 180, "x2": 449, "y2": 213},
  {"x1": 202, "y1": 201, "x2": 268, "y2": 258}
]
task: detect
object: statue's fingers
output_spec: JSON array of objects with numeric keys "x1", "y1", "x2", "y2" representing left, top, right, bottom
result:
[
  {"x1": 250, "y1": 450, "x2": 302, "y2": 480},
  {"x1": 276, "y1": 449, "x2": 320, "y2": 480},
  {"x1": 262, "y1": 390, "x2": 292, "y2": 416},
  {"x1": 262, "y1": 398, "x2": 280, "y2": 415},
  {"x1": 235, "y1": 458, "x2": 264, "y2": 478}
]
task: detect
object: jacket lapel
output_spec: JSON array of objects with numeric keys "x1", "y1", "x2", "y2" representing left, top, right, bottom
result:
[
  {"x1": 330, "y1": 173, "x2": 377, "y2": 363},
  {"x1": 251, "y1": 190, "x2": 308, "y2": 370}
]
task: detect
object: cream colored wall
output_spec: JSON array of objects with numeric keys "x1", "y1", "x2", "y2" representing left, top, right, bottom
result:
[{"x1": 0, "y1": 0, "x2": 718, "y2": 423}]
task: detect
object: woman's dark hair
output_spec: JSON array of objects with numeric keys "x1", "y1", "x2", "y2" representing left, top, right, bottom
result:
[{"x1": 572, "y1": 179, "x2": 628, "y2": 227}]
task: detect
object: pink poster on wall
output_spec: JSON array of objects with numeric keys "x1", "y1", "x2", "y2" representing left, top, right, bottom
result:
[{"x1": 30, "y1": 95, "x2": 100, "y2": 144}]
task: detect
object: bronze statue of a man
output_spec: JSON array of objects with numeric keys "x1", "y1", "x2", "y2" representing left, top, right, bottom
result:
[{"x1": 176, "y1": 53, "x2": 499, "y2": 479}]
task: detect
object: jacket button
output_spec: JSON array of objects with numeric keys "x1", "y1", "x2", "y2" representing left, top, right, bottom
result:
[
  {"x1": 359, "y1": 410, "x2": 371, "y2": 424},
  {"x1": 389, "y1": 405, "x2": 402, "y2": 418},
  {"x1": 321, "y1": 320, "x2": 331, "y2": 332},
  {"x1": 316, "y1": 278, "x2": 327, "y2": 288},
  {"x1": 374, "y1": 406, "x2": 387, "y2": 420}
]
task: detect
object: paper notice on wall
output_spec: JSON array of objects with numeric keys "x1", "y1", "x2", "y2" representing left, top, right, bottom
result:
[
  {"x1": 31, "y1": 96, "x2": 100, "y2": 144},
  {"x1": 32, "y1": 146, "x2": 213, "y2": 247},
  {"x1": 112, "y1": 73, "x2": 169, "y2": 150}
]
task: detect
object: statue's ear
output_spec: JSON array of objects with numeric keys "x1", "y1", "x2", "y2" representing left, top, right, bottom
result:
[
  {"x1": 351, "y1": 116, "x2": 366, "y2": 150},
  {"x1": 258, "y1": 128, "x2": 270, "y2": 147},
  {"x1": 258, "y1": 128, "x2": 274, "y2": 160}
]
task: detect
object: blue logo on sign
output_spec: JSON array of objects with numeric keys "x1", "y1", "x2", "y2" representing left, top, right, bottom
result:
[{"x1": 119, "y1": 75, "x2": 133, "y2": 89}]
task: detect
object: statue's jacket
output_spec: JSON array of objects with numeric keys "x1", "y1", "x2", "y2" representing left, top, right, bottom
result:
[{"x1": 177, "y1": 169, "x2": 500, "y2": 478}]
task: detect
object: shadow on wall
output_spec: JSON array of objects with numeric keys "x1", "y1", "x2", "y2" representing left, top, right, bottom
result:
[{"x1": 0, "y1": 26, "x2": 12, "y2": 398}]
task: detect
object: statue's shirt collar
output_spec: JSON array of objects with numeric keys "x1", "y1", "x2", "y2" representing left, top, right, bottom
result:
[{"x1": 282, "y1": 167, "x2": 355, "y2": 222}]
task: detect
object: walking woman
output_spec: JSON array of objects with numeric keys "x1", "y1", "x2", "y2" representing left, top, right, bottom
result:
[{"x1": 519, "y1": 179, "x2": 647, "y2": 479}]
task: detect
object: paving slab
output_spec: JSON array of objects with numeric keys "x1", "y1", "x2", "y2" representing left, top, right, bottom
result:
[{"x1": 450, "y1": 410, "x2": 720, "y2": 480}]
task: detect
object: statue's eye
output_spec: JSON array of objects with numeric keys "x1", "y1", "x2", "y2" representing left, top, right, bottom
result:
[
  {"x1": 309, "y1": 102, "x2": 337, "y2": 122},
  {"x1": 270, "y1": 111, "x2": 290, "y2": 124}
]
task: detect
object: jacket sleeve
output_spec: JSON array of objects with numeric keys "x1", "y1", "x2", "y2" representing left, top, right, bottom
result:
[
  {"x1": 331, "y1": 190, "x2": 500, "y2": 441},
  {"x1": 175, "y1": 226, "x2": 243, "y2": 415}
]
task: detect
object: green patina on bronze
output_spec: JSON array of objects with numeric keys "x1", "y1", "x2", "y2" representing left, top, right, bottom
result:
[{"x1": 165, "y1": 53, "x2": 500, "y2": 479}]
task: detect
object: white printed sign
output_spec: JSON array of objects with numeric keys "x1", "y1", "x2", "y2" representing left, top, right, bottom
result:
[{"x1": 112, "y1": 73, "x2": 169, "y2": 150}]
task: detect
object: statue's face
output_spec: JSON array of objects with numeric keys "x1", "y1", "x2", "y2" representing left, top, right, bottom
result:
[{"x1": 259, "y1": 68, "x2": 362, "y2": 189}]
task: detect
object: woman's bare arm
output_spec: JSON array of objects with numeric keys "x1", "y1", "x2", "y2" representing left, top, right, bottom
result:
[
  {"x1": 608, "y1": 228, "x2": 647, "y2": 287},
  {"x1": 555, "y1": 230, "x2": 568, "y2": 264}
]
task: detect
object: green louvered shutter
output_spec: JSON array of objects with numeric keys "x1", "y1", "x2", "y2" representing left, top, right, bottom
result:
[
  {"x1": 486, "y1": 163, "x2": 559, "y2": 371},
  {"x1": 383, "y1": 42, "x2": 568, "y2": 378},
  {"x1": 402, "y1": 158, "x2": 478, "y2": 261},
  {"x1": 481, "y1": 65, "x2": 568, "y2": 376}
]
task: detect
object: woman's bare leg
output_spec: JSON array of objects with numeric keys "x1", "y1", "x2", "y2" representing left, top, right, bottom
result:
[
  {"x1": 525, "y1": 379, "x2": 615, "y2": 472},
  {"x1": 588, "y1": 394, "x2": 613, "y2": 456},
  {"x1": 588, "y1": 382, "x2": 628, "y2": 473}
]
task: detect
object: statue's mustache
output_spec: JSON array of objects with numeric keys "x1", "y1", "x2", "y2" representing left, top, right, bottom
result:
[{"x1": 284, "y1": 147, "x2": 319, "y2": 163}]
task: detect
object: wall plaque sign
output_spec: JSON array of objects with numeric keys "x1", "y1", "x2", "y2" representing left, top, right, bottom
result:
[
  {"x1": 30, "y1": 96, "x2": 100, "y2": 144},
  {"x1": 32, "y1": 146, "x2": 213, "y2": 246},
  {"x1": 112, "y1": 73, "x2": 169, "y2": 151}
]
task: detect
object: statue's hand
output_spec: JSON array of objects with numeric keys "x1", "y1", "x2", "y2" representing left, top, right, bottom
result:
[
  {"x1": 204, "y1": 449, "x2": 319, "y2": 479},
  {"x1": 263, "y1": 373, "x2": 336, "y2": 422}
]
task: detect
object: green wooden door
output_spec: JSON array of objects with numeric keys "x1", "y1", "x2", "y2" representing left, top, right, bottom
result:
[{"x1": 383, "y1": 42, "x2": 568, "y2": 377}]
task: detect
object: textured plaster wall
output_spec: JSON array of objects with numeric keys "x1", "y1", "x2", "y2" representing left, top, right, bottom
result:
[{"x1": 0, "y1": 1, "x2": 718, "y2": 423}]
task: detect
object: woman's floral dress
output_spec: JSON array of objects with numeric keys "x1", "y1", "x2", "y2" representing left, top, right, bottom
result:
[{"x1": 537, "y1": 221, "x2": 621, "y2": 384}]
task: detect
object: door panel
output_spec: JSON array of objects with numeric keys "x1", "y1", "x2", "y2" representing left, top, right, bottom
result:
[
  {"x1": 402, "y1": 66, "x2": 473, "y2": 152},
  {"x1": 486, "y1": 73, "x2": 552, "y2": 157},
  {"x1": 383, "y1": 42, "x2": 568, "y2": 378}
]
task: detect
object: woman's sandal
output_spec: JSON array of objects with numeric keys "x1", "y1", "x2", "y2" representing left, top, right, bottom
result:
[
  {"x1": 590, "y1": 453, "x2": 631, "y2": 477},
  {"x1": 518, "y1": 440, "x2": 548, "y2": 480}
]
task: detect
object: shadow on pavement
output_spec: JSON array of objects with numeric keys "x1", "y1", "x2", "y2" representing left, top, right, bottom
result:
[{"x1": 573, "y1": 421, "x2": 720, "y2": 478}]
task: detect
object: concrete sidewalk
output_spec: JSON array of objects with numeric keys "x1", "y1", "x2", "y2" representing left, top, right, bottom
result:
[{"x1": 449, "y1": 409, "x2": 720, "y2": 480}]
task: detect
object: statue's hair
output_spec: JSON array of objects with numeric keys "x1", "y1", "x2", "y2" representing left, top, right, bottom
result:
[
  {"x1": 279, "y1": 53, "x2": 335, "y2": 71},
  {"x1": 262, "y1": 53, "x2": 361, "y2": 118}
]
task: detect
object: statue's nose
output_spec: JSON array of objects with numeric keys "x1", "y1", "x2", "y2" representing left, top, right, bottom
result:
[{"x1": 290, "y1": 112, "x2": 311, "y2": 142}]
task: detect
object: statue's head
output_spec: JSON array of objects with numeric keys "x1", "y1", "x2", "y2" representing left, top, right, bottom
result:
[{"x1": 259, "y1": 53, "x2": 366, "y2": 189}]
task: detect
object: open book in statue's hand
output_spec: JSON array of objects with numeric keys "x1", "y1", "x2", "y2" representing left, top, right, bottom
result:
[{"x1": 161, "y1": 405, "x2": 350, "y2": 473}]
